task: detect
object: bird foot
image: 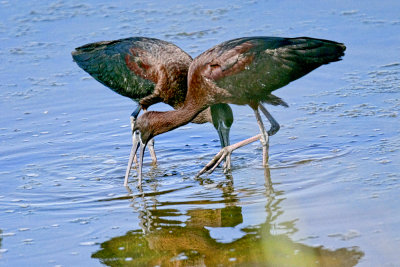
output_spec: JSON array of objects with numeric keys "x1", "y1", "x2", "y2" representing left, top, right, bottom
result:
[
  {"x1": 196, "y1": 134, "x2": 262, "y2": 178},
  {"x1": 196, "y1": 147, "x2": 233, "y2": 177},
  {"x1": 223, "y1": 152, "x2": 232, "y2": 173}
]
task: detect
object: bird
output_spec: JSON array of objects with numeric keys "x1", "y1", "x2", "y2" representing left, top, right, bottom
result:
[
  {"x1": 71, "y1": 37, "x2": 233, "y2": 186},
  {"x1": 133, "y1": 36, "x2": 346, "y2": 186}
]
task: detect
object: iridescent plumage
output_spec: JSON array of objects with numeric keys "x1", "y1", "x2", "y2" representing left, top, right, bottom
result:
[
  {"x1": 134, "y1": 36, "x2": 346, "y2": 185},
  {"x1": 72, "y1": 37, "x2": 233, "y2": 185}
]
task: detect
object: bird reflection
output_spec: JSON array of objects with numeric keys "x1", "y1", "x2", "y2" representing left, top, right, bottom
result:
[
  {"x1": 0, "y1": 229, "x2": 2, "y2": 250},
  {"x1": 93, "y1": 168, "x2": 363, "y2": 266}
]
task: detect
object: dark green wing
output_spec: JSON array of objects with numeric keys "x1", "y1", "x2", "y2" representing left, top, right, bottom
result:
[
  {"x1": 72, "y1": 37, "x2": 191, "y2": 102},
  {"x1": 198, "y1": 37, "x2": 346, "y2": 104}
]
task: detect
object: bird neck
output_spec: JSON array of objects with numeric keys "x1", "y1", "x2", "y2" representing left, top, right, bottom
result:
[
  {"x1": 141, "y1": 76, "x2": 212, "y2": 142},
  {"x1": 150, "y1": 99, "x2": 207, "y2": 138}
]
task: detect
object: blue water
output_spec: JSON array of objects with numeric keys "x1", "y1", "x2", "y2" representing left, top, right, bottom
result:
[{"x1": 1, "y1": 0, "x2": 399, "y2": 266}]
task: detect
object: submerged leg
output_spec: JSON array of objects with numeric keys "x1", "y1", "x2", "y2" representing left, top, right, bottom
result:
[
  {"x1": 259, "y1": 104, "x2": 280, "y2": 136},
  {"x1": 197, "y1": 104, "x2": 275, "y2": 177},
  {"x1": 147, "y1": 138, "x2": 157, "y2": 164},
  {"x1": 141, "y1": 109, "x2": 157, "y2": 165}
]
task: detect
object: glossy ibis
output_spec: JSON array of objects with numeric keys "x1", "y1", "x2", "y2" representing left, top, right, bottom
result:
[
  {"x1": 71, "y1": 37, "x2": 233, "y2": 186},
  {"x1": 133, "y1": 36, "x2": 346, "y2": 186}
]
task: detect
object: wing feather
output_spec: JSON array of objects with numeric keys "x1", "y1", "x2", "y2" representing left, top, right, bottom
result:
[
  {"x1": 194, "y1": 37, "x2": 345, "y2": 105},
  {"x1": 72, "y1": 37, "x2": 191, "y2": 102}
]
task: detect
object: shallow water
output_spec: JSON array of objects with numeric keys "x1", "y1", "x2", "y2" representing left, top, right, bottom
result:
[{"x1": 1, "y1": 0, "x2": 399, "y2": 266}]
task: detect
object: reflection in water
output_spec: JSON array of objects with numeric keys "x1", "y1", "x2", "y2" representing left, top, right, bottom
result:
[
  {"x1": 0, "y1": 229, "x2": 4, "y2": 258},
  {"x1": 93, "y1": 168, "x2": 363, "y2": 266}
]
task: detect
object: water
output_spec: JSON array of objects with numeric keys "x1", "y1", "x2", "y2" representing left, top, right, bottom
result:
[{"x1": 1, "y1": 0, "x2": 399, "y2": 266}]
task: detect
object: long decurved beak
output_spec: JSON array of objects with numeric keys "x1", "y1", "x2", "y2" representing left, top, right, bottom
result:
[
  {"x1": 124, "y1": 131, "x2": 140, "y2": 186},
  {"x1": 137, "y1": 136, "x2": 147, "y2": 188},
  {"x1": 124, "y1": 130, "x2": 148, "y2": 188}
]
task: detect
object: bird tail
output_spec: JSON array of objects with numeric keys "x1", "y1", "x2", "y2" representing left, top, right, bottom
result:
[
  {"x1": 288, "y1": 37, "x2": 346, "y2": 65},
  {"x1": 263, "y1": 94, "x2": 289, "y2": 107}
]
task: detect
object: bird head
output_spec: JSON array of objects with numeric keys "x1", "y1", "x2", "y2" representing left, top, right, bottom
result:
[
  {"x1": 134, "y1": 110, "x2": 174, "y2": 144},
  {"x1": 128, "y1": 109, "x2": 189, "y2": 187},
  {"x1": 133, "y1": 112, "x2": 155, "y2": 146}
]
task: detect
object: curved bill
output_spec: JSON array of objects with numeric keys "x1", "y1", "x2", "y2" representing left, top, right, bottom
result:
[
  {"x1": 137, "y1": 138, "x2": 147, "y2": 188},
  {"x1": 124, "y1": 131, "x2": 140, "y2": 186}
]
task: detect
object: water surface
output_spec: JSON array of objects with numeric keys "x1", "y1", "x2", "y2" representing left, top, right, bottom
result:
[{"x1": 0, "y1": 0, "x2": 399, "y2": 266}]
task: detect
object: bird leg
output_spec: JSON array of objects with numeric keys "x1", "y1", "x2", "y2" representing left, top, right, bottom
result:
[
  {"x1": 141, "y1": 108, "x2": 157, "y2": 165},
  {"x1": 224, "y1": 152, "x2": 232, "y2": 173},
  {"x1": 196, "y1": 106, "x2": 276, "y2": 177},
  {"x1": 196, "y1": 134, "x2": 261, "y2": 177},
  {"x1": 253, "y1": 107, "x2": 269, "y2": 166},
  {"x1": 147, "y1": 138, "x2": 157, "y2": 164}
]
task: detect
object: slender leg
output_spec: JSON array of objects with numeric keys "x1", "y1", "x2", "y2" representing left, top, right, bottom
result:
[
  {"x1": 263, "y1": 164, "x2": 274, "y2": 195},
  {"x1": 147, "y1": 138, "x2": 157, "y2": 164},
  {"x1": 141, "y1": 108, "x2": 157, "y2": 165},
  {"x1": 197, "y1": 105, "x2": 275, "y2": 177},
  {"x1": 223, "y1": 149, "x2": 232, "y2": 173},
  {"x1": 253, "y1": 107, "x2": 269, "y2": 166},
  {"x1": 259, "y1": 104, "x2": 280, "y2": 136}
]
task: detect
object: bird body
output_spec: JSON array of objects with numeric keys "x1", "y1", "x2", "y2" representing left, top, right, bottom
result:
[
  {"x1": 189, "y1": 37, "x2": 345, "y2": 106},
  {"x1": 72, "y1": 37, "x2": 233, "y2": 185},
  {"x1": 134, "y1": 36, "x2": 346, "y2": 184},
  {"x1": 72, "y1": 37, "x2": 233, "y2": 125},
  {"x1": 136, "y1": 36, "x2": 345, "y2": 141}
]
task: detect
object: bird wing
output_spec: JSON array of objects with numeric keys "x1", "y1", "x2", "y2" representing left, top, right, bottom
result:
[
  {"x1": 194, "y1": 37, "x2": 346, "y2": 104},
  {"x1": 72, "y1": 37, "x2": 192, "y2": 102}
]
